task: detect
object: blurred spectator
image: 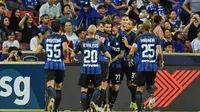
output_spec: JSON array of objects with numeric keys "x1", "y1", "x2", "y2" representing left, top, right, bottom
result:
[
  {"x1": 10, "y1": 8, "x2": 21, "y2": 32},
  {"x1": 39, "y1": 0, "x2": 47, "y2": 5},
  {"x1": 153, "y1": 16, "x2": 165, "y2": 48},
  {"x1": 139, "y1": 6, "x2": 149, "y2": 22},
  {"x1": 60, "y1": 4, "x2": 76, "y2": 27},
  {"x1": 18, "y1": 13, "x2": 40, "y2": 44},
  {"x1": 164, "y1": 29, "x2": 173, "y2": 42},
  {"x1": 104, "y1": 0, "x2": 120, "y2": 15},
  {"x1": 113, "y1": 14, "x2": 121, "y2": 27},
  {"x1": 111, "y1": 0, "x2": 126, "y2": 13},
  {"x1": 146, "y1": 0, "x2": 164, "y2": 16},
  {"x1": 173, "y1": 31, "x2": 184, "y2": 52},
  {"x1": 0, "y1": 3, "x2": 6, "y2": 22},
  {"x1": 23, "y1": 0, "x2": 40, "y2": 11},
  {"x1": 97, "y1": 4, "x2": 106, "y2": 17},
  {"x1": 191, "y1": 29, "x2": 200, "y2": 53},
  {"x1": 73, "y1": 0, "x2": 85, "y2": 11},
  {"x1": 169, "y1": 10, "x2": 180, "y2": 30},
  {"x1": 163, "y1": 42, "x2": 173, "y2": 53},
  {"x1": 164, "y1": 21, "x2": 175, "y2": 32},
  {"x1": 2, "y1": 30, "x2": 19, "y2": 52},
  {"x1": 183, "y1": 13, "x2": 200, "y2": 42},
  {"x1": 75, "y1": 28, "x2": 86, "y2": 46},
  {"x1": 5, "y1": 0, "x2": 23, "y2": 10},
  {"x1": 30, "y1": 29, "x2": 50, "y2": 51},
  {"x1": 126, "y1": 0, "x2": 141, "y2": 24},
  {"x1": 63, "y1": 21, "x2": 78, "y2": 49},
  {"x1": 39, "y1": 0, "x2": 59, "y2": 20},
  {"x1": 76, "y1": 1, "x2": 102, "y2": 29},
  {"x1": 182, "y1": 0, "x2": 200, "y2": 16},
  {"x1": 5, "y1": 46, "x2": 22, "y2": 61},
  {"x1": 90, "y1": 0, "x2": 101, "y2": 11},
  {"x1": 58, "y1": 0, "x2": 75, "y2": 17},
  {"x1": 184, "y1": 39, "x2": 192, "y2": 52},
  {"x1": 0, "y1": 16, "x2": 11, "y2": 44},
  {"x1": 38, "y1": 14, "x2": 52, "y2": 33}
]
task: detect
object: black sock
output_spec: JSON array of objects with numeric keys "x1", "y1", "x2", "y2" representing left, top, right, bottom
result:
[
  {"x1": 87, "y1": 88, "x2": 94, "y2": 98},
  {"x1": 98, "y1": 89, "x2": 106, "y2": 107},
  {"x1": 109, "y1": 90, "x2": 118, "y2": 109},
  {"x1": 102, "y1": 89, "x2": 107, "y2": 105},
  {"x1": 136, "y1": 91, "x2": 142, "y2": 111},
  {"x1": 91, "y1": 89, "x2": 101, "y2": 104},
  {"x1": 54, "y1": 90, "x2": 62, "y2": 110},
  {"x1": 146, "y1": 85, "x2": 154, "y2": 95},
  {"x1": 46, "y1": 86, "x2": 56, "y2": 99},
  {"x1": 108, "y1": 87, "x2": 112, "y2": 104},
  {"x1": 81, "y1": 92, "x2": 88, "y2": 110},
  {"x1": 128, "y1": 86, "x2": 137, "y2": 102}
]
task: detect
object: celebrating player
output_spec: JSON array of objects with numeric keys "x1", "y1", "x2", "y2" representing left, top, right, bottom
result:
[
  {"x1": 107, "y1": 24, "x2": 125, "y2": 111},
  {"x1": 129, "y1": 20, "x2": 164, "y2": 112},
  {"x1": 71, "y1": 25, "x2": 112, "y2": 112},
  {"x1": 36, "y1": 20, "x2": 69, "y2": 112}
]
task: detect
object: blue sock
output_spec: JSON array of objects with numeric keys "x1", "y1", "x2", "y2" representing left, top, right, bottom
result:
[
  {"x1": 136, "y1": 91, "x2": 142, "y2": 111},
  {"x1": 91, "y1": 89, "x2": 101, "y2": 104},
  {"x1": 81, "y1": 92, "x2": 89, "y2": 110}
]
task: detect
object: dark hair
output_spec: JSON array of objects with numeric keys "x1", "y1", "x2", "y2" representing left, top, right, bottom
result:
[
  {"x1": 128, "y1": 0, "x2": 136, "y2": 6},
  {"x1": 104, "y1": 20, "x2": 113, "y2": 26},
  {"x1": 6, "y1": 29, "x2": 16, "y2": 37},
  {"x1": 129, "y1": 18, "x2": 136, "y2": 26},
  {"x1": 8, "y1": 46, "x2": 22, "y2": 56},
  {"x1": 154, "y1": 16, "x2": 162, "y2": 24},
  {"x1": 51, "y1": 20, "x2": 61, "y2": 32},
  {"x1": 97, "y1": 4, "x2": 106, "y2": 10},
  {"x1": 97, "y1": 20, "x2": 105, "y2": 27},
  {"x1": 121, "y1": 14, "x2": 129, "y2": 18},
  {"x1": 1, "y1": 16, "x2": 10, "y2": 30},
  {"x1": 75, "y1": 28, "x2": 85, "y2": 36},
  {"x1": 62, "y1": 4, "x2": 71, "y2": 15},
  {"x1": 0, "y1": 3, "x2": 5, "y2": 8},
  {"x1": 164, "y1": 42, "x2": 173, "y2": 48},
  {"x1": 197, "y1": 28, "x2": 200, "y2": 34}
]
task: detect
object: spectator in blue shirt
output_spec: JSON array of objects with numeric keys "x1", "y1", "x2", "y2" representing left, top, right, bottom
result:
[
  {"x1": 60, "y1": 4, "x2": 76, "y2": 28},
  {"x1": 23, "y1": 0, "x2": 40, "y2": 10},
  {"x1": 169, "y1": 10, "x2": 180, "y2": 30},
  {"x1": 76, "y1": 1, "x2": 103, "y2": 29},
  {"x1": 146, "y1": 0, "x2": 164, "y2": 16},
  {"x1": 73, "y1": 0, "x2": 85, "y2": 11},
  {"x1": 111, "y1": 0, "x2": 126, "y2": 11},
  {"x1": 38, "y1": 14, "x2": 52, "y2": 34},
  {"x1": 104, "y1": 0, "x2": 120, "y2": 15},
  {"x1": 173, "y1": 31, "x2": 184, "y2": 52}
]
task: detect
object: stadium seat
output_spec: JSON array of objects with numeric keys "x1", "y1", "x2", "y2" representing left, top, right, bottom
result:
[
  {"x1": 7, "y1": 10, "x2": 12, "y2": 17},
  {"x1": 20, "y1": 43, "x2": 30, "y2": 50}
]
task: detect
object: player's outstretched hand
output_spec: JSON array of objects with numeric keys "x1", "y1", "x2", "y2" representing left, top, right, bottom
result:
[{"x1": 71, "y1": 57, "x2": 78, "y2": 63}]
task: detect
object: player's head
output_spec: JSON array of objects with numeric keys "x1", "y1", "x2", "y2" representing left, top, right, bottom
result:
[
  {"x1": 120, "y1": 14, "x2": 129, "y2": 26},
  {"x1": 104, "y1": 20, "x2": 112, "y2": 34},
  {"x1": 125, "y1": 18, "x2": 136, "y2": 32},
  {"x1": 51, "y1": 20, "x2": 61, "y2": 32},
  {"x1": 97, "y1": 20, "x2": 105, "y2": 32},
  {"x1": 142, "y1": 20, "x2": 152, "y2": 32},
  {"x1": 87, "y1": 25, "x2": 97, "y2": 37},
  {"x1": 112, "y1": 25, "x2": 119, "y2": 37}
]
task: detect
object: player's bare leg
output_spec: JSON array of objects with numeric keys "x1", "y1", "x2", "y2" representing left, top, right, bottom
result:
[
  {"x1": 46, "y1": 80, "x2": 56, "y2": 112},
  {"x1": 54, "y1": 83, "x2": 63, "y2": 112},
  {"x1": 135, "y1": 86, "x2": 144, "y2": 112}
]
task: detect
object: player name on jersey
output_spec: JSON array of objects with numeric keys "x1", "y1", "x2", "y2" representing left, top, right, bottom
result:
[
  {"x1": 140, "y1": 38, "x2": 155, "y2": 43},
  {"x1": 46, "y1": 38, "x2": 62, "y2": 43},
  {"x1": 83, "y1": 43, "x2": 99, "y2": 48}
]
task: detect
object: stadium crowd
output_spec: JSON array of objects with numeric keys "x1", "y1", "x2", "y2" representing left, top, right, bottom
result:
[{"x1": 0, "y1": 0, "x2": 200, "y2": 57}]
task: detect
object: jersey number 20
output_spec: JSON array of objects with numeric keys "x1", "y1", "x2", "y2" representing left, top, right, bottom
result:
[
  {"x1": 141, "y1": 44, "x2": 155, "y2": 58},
  {"x1": 84, "y1": 50, "x2": 98, "y2": 63}
]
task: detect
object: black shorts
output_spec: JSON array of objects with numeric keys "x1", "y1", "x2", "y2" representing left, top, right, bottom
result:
[
  {"x1": 100, "y1": 61, "x2": 109, "y2": 81},
  {"x1": 122, "y1": 61, "x2": 137, "y2": 82},
  {"x1": 78, "y1": 74, "x2": 101, "y2": 88},
  {"x1": 108, "y1": 68, "x2": 123, "y2": 84},
  {"x1": 45, "y1": 69, "x2": 65, "y2": 83},
  {"x1": 134, "y1": 71, "x2": 156, "y2": 86}
]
